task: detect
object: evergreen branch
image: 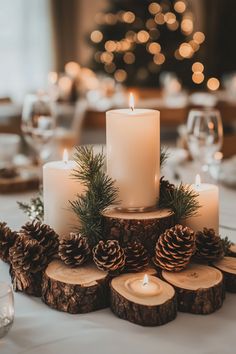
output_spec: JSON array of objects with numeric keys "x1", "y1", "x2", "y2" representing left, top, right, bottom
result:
[
  {"x1": 159, "y1": 182, "x2": 200, "y2": 223},
  {"x1": 17, "y1": 192, "x2": 44, "y2": 222},
  {"x1": 160, "y1": 147, "x2": 169, "y2": 168},
  {"x1": 71, "y1": 145, "x2": 118, "y2": 246}
]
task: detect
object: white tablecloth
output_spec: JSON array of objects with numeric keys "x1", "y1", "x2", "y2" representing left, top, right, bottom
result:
[{"x1": 1, "y1": 165, "x2": 236, "y2": 354}]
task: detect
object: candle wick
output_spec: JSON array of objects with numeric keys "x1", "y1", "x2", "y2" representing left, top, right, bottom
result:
[{"x1": 131, "y1": 106, "x2": 134, "y2": 112}]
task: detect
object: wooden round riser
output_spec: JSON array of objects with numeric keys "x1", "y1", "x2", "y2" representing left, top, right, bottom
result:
[
  {"x1": 102, "y1": 208, "x2": 174, "y2": 255},
  {"x1": 110, "y1": 272, "x2": 177, "y2": 326},
  {"x1": 162, "y1": 264, "x2": 225, "y2": 314},
  {"x1": 41, "y1": 260, "x2": 110, "y2": 314},
  {"x1": 214, "y1": 257, "x2": 236, "y2": 293}
]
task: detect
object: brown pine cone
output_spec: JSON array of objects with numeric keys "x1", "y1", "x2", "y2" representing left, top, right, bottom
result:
[
  {"x1": 9, "y1": 234, "x2": 47, "y2": 274},
  {"x1": 59, "y1": 233, "x2": 91, "y2": 267},
  {"x1": 93, "y1": 240, "x2": 125, "y2": 273},
  {"x1": 21, "y1": 220, "x2": 59, "y2": 261},
  {"x1": 153, "y1": 224, "x2": 195, "y2": 272},
  {"x1": 125, "y1": 241, "x2": 149, "y2": 272},
  {"x1": 9, "y1": 264, "x2": 42, "y2": 296},
  {"x1": 195, "y1": 228, "x2": 224, "y2": 262},
  {"x1": 0, "y1": 222, "x2": 18, "y2": 263},
  {"x1": 160, "y1": 176, "x2": 175, "y2": 194}
]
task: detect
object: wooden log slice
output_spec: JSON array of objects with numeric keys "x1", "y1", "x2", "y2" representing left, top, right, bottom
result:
[
  {"x1": 110, "y1": 272, "x2": 177, "y2": 326},
  {"x1": 102, "y1": 208, "x2": 175, "y2": 255},
  {"x1": 214, "y1": 257, "x2": 236, "y2": 293},
  {"x1": 41, "y1": 260, "x2": 109, "y2": 314},
  {"x1": 162, "y1": 263, "x2": 225, "y2": 314}
]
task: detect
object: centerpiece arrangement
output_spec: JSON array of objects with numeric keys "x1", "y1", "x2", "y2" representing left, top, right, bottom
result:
[{"x1": 1, "y1": 94, "x2": 236, "y2": 327}]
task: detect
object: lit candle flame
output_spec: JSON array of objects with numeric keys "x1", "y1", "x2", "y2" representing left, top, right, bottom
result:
[
  {"x1": 129, "y1": 92, "x2": 134, "y2": 111},
  {"x1": 63, "y1": 149, "x2": 69, "y2": 164},
  {"x1": 195, "y1": 174, "x2": 201, "y2": 188},
  {"x1": 142, "y1": 274, "x2": 149, "y2": 286}
]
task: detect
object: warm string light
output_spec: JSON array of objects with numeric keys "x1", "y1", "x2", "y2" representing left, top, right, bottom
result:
[{"x1": 90, "y1": 2, "x2": 213, "y2": 85}]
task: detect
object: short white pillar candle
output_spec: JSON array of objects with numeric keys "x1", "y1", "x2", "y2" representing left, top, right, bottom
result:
[
  {"x1": 184, "y1": 174, "x2": 219, "y2": 233},
  {"x1": 43, "y1": 150, "x2": 82, "y2": 238}
]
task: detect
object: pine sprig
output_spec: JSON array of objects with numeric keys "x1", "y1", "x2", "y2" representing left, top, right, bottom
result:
[
  {"x1": 17, "y1": 192, "x2": 44, "y2": 222},
  {"x1": 70, "y1": 146, "x2": 118, "y2": 246},
  {"x1": 159, "y1": 182, "x2": 200, "y2": 222},
  {"x1": 160, "y1": 147, "x2": 168, "y2": 168}
]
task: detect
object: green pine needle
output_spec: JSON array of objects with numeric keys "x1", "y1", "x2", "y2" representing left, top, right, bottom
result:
[
  {"x1": 70, "y1": 145, "x2": 118, "y2": 246},
  {"x1": 159, "y1": 182, "x2": 200, "y2": 223},
  {"x1": 160, "y1": 147, "x2": 168, "y2": 168}
]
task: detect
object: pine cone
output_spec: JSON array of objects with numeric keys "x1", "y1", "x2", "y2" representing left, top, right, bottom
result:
[
  {"x1": 9, "y1": 264, "x2": 42, "y2": 296},
  {"x1": 125, "y1": 241, "x2": 149, "y2": 272},
  {"x1": 59, "y1": 233, "x2": 91, "y2": 267},
  {"x1": 21, "y1": 220, "x2": 59, "y2": 261},
  {"x1": 93, "y1": 240, "x2": 125, "y2": 273},
  {"x1": 195, "y1": 228, "x2": 224, "y2": 262},
  {"x1": 9, "y1": 234, "x2": 47, "y2": 274},
  {"x1": 220, "y1": 236, "x2": 234, "y2": 257},
  {"x1": 0, "y1": 222, "x2": 18, "y2": 263},
  {"x1": 160, "y1": 176, "x2": 175, "y2": 194},
  {"x1": 154, "y1": 224, "x2": 195, "y2": 272}
]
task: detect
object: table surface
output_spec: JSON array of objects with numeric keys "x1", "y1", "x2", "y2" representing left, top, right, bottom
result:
[{"x1": 1, "y1": 161, "x2": 236, "y2": 354}]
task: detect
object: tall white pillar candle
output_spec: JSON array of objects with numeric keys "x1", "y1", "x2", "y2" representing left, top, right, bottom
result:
[
  {"x1": 43, "y1": 150, "x2": 82, "y2": 237},
  {"x1": 106, "y1": 95, "x2": 160, "y2": 210},
  {"x1": 184, "y1": 175, "x2": 219, "y2": 233}
]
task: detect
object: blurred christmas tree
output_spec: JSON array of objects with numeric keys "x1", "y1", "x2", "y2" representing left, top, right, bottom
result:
[{"x1": 89, "y1": 0, "x2": 206, "y2": 87}]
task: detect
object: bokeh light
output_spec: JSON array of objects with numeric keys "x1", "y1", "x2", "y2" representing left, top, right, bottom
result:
[
  {"x1": 90, "y1": 30, "x2": 103, "y2": 43},
  {"x1": 207, "y1": 77, "x2": 220, "y2": 91},
  {"x1": 148, "y1": 2, "x2": 161, "y2": 15},
  {"x1": 193, "y1": 31, "x2": 205, "y2": 44},
  {"x1": 114, "y1": 69, "x2": 127, "y2": 82},
  {"x1": 192, "y1": 72, "x2": 204, "y2": 84},
  {"x1": 174, "y1": 1, "x2": 186, "y2": 13},
  {"x1": 192, "y1": 62, "x2": 204, "y2": 73}
]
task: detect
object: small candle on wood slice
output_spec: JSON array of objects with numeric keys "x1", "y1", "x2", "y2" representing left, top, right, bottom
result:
[
  {"x1": 184, "y1": 174, "x2": 219, "y2": 233},
  {"x1": 214, "y1": 257, "x2": 236, "y2": 293},
  {"x1": 110, "y1": 271, "x2": 177, "y2": 326},
  {"x1": 162, "y1": 263, "x2": 224, "y2": 314},
  {"x1": 106, "y1": 93, "x2": 160, "y2": 211},
  {"x1": 43, "y1": 149, "x2": 83, "y2": 238},
  {"x1": 102, "y1": 207, "x2": 174, "y2": 255},
  {"x1": 41, "y1": 260, "x2": 109, "y2": 314}
]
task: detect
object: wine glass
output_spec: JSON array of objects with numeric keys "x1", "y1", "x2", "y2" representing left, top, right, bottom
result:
[
  {"x1": 0, "y1": 282, "x2": 14, "y2": 338},
  {"x1": 186, "y1": 109, "x2": 223, "y2": 173},
  {"x1": 21, "y1": 92, "x2": 56, "y2": 168}
]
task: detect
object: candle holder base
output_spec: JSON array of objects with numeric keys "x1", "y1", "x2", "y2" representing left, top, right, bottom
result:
[
  {"x1": 115, "y1": 205, "x2": 157, "y2": 213},
  {"x1": 102, "y1": 207, "x2": 175, "y2": 255}
]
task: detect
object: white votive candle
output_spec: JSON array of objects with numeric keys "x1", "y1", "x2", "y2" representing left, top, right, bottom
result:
[
  {"x1": 184, "y1": 174, "x2": 219, "y2": 233},
  {"x1": 43, "y1": 150, "x2": 83, "y2": 238},
  {"x1": 106, "y1": 94, "x2": 160, "y2": 211},
  {"x1": 125, "y1": 274, "x2": 162, "y2": 297}
]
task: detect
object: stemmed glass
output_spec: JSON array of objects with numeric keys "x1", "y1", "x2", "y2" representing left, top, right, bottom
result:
[
  {"x1": 186, "y1": 109, "x2": 223, "y2": 173},
  {"x1": 21, "y1": 92, "x2": 56, "y2": 170},
  {"x1": 0, "y1": 283, "x2": 14, "y2": 338}
]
